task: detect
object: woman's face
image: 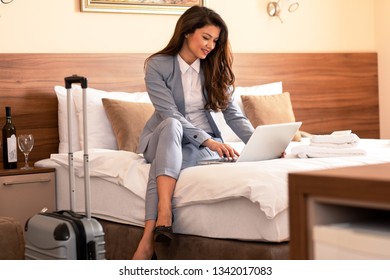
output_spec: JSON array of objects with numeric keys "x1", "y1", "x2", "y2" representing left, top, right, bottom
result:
[{"x1": 180, "y1": 24, "x2": 221, "y2": 65}]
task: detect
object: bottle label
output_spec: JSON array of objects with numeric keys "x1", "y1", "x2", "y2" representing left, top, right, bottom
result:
[{"x1": 7, "y1": 135, "x2": 17, "y2": 163}]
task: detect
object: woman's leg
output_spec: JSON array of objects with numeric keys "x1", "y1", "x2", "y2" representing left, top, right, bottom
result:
[
  {"x1": 132, "y1": 175, "x2": 176, "y2": 260},
  {"x1": 132, "y1": 220, "x2": 155, "y2": 260},
  {"x1": 156, "y1": 175, "x2": 176, "y2": 227},
  {"x1": 132, "y1": 118, "x2": 183, "y2": 260},
  {"x1": 143, "y1": 118, "x2": 183, "y2": 221}
]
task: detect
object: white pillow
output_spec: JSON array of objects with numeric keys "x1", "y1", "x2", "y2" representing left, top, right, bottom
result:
[
  {"x1": 72, "y1": 86, "x2": 151, "y2": 150},
  {"x1": 213, "y1": 81, "x2": 283, "y2": 142},
  {"x1": 234, "y1": 81, "x2": 284, "y2": 113},
  {"x1": 55, "y1": 85, "x2": 81, "y2": 153}
]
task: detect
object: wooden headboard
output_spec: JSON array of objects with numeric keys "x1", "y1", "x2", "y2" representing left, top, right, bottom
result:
[{"x1": 0, "y1": 53, "x2": 379, "y2": 164}]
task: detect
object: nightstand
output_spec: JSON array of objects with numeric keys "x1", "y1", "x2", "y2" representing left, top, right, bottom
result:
[
  {"x1": 289, "y1": 163, "x2": 390, "y2": 259},
  {"x1": 0, "y1": 166, "x2": 56, "y2": 228}
]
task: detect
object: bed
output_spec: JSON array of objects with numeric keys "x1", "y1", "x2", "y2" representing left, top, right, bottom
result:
[{"x1": 0, "y1": 53, "x2": 385, "y2": 260}]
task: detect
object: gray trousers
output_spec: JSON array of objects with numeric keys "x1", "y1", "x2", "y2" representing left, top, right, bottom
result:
[{"x1": 143, "y1": 117, "x2": 219, "y2": 221}]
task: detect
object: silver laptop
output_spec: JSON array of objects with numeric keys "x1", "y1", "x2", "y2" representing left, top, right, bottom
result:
[{"x1": 198, "y1": 122, "x2": 302, "y2": 164}]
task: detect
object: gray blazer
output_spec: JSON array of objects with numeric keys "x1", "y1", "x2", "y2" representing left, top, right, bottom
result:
[{"x1": 137, "y1": 55, "x2": 254, "y2": 154}]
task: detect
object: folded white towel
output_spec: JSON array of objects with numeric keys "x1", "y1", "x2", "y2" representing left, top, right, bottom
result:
[
  {"x1": 291, "y1": 145, "x2": 366, "y2": 158},
  {"x1": 310, "y1": 142, "x2": 358, "y2": 149},
  {"x1": 310, "y1": 131, "x2": 360, "y2": 145}
]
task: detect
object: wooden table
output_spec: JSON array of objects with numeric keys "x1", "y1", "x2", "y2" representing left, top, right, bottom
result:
[{"x1": 288, "y1": 163, "x2": 390, "y2": 259}]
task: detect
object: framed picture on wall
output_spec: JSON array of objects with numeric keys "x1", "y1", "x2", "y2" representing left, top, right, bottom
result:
[{"x1": 81, "y1": 0, "x2": 207, "y2": 15}]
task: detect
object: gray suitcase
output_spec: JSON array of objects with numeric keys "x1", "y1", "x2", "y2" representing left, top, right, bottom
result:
[{"x1": 24, "y1": 75, "x2": 105, "y2": 260}]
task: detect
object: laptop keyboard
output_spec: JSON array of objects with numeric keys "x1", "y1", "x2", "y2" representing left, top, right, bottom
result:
[{"x1": 197, "y1": 157, "x2": 237, "y2": 165}]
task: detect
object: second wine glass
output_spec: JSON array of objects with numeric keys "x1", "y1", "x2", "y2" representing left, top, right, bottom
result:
[{"x1": 18, "y1": 134, "x2": 34, "y2": 170}]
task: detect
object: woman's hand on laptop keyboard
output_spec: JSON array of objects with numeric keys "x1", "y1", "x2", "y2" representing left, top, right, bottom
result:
[{"x1": 202, "y1": 138, "x2": 239, "y2": 160}]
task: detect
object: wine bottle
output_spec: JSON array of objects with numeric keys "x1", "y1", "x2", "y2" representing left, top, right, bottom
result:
[{"x1": 2, "y1": 106, "x2": 18, "y2": 169}]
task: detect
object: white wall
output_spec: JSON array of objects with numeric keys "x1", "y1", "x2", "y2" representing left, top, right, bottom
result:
[
  {"x1": 0, "y1": 0, "x2": 388, "y2": 136},
  {"x1": 375, "y1": 0, "x2": 390, "y2": 138},
  {"x1": 215, "y1": 0, "x2": 375, "y2": 53},
  {"x1": 0, "y1": 0, "x2": 376, "y2": 53}
]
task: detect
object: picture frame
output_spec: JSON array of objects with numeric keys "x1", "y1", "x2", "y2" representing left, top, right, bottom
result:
[{"x1": 81, "y1": 0, "x2": 207, "y2": 15}]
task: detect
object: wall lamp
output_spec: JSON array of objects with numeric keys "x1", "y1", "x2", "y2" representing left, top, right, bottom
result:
[{"x1": 267, "y1": 0, "x2": 299, "y2": 23}]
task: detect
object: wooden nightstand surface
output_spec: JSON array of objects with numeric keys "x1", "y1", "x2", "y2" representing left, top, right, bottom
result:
[{"x1": 0, "y1": 165, "x2": 55, "y2": 176}]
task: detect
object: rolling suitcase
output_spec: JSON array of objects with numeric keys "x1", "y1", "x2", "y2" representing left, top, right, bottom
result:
[{"x1": 24, "y1": 75, "x2": 105, "y2": 260}]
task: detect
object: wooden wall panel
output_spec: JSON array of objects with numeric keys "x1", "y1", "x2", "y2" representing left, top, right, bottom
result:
[
  {"x1": 232, "y1": 53, "x2": 379, "y2": 138},
  {"x1": 0, "y1": 53, "x2": 379, "y2": 164}
]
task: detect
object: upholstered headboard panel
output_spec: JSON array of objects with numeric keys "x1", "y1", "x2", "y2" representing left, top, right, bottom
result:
[{"x1": 0, "y1": 53, "x2": 379, "y2": 164}]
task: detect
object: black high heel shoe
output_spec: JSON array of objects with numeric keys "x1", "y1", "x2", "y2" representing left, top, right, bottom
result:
[
  {"x1": 154, "y1": 215, "x2": 174, "y2": 243},
  {"x1": 154, "y1": 225, "x2": 173, "y2": 243}
]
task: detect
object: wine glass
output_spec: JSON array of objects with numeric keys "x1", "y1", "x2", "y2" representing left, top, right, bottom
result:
[{"x1": 18, "y1": 134, "x2": 34, "y2": 170}]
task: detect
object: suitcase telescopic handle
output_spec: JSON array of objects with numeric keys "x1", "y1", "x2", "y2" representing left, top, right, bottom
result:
[
  {"x1": 65, "y1": 75, "x2": 88, "y2": 89},
  {"x1": 64, "y1": 74, "x2": 91, "y2": 219}
]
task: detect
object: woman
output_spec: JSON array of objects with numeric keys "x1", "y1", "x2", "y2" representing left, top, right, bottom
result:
[{"x1": 132, "y1": 5, "x2": 254, "y2": 260}]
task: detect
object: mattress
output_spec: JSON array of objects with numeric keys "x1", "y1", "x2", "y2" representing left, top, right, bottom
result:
[{"x1": 35, "y1": 138, "x2": 390, "y2": 243}]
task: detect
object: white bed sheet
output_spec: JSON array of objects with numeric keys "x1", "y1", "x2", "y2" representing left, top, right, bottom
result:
[{"x1": 35, "y1": 138, "x2": 390, "y2": 242}]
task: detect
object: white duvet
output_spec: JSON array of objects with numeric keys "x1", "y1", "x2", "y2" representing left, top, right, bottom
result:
[{"x1": 49, "y1": 138, "x2": 390, "y2": 220}]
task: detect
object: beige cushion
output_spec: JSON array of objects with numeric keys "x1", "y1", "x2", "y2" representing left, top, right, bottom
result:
[
  {"x1": 241, "y1": 92, "x2": 301, "y2": 141},
  {"x1": 102, "y1": 98, "x2": 154, "y2": 152}
]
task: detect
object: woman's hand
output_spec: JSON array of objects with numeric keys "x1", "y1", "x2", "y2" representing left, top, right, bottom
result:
[{"x1": 202, "y1": 138, "x2": 239, "y2": 159}]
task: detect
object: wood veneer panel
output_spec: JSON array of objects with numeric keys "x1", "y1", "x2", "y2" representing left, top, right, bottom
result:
[
  {"x1": 0, "y1": 53, "x2": 379, "y2": 164},
  {"x1": 0, "y1": 53, "x2": 148, "y2": 163},
  {"x1": 233, "y1": 53, "x2": 379, "y2": 138}
]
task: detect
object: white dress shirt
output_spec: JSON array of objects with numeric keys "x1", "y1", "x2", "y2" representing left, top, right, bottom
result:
[{"x1": 177, "y1": 55, "x2": 213, "y2": 133}]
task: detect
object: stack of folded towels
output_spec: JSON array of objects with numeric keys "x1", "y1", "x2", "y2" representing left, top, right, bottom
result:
[{"x1": 291, "y1": 130, "x2": 366, "y2": 158}]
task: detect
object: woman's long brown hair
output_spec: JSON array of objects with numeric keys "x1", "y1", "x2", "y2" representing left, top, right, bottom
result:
[{"x1": 145, "y1": 5, "x2": 235, "y2": 112}]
